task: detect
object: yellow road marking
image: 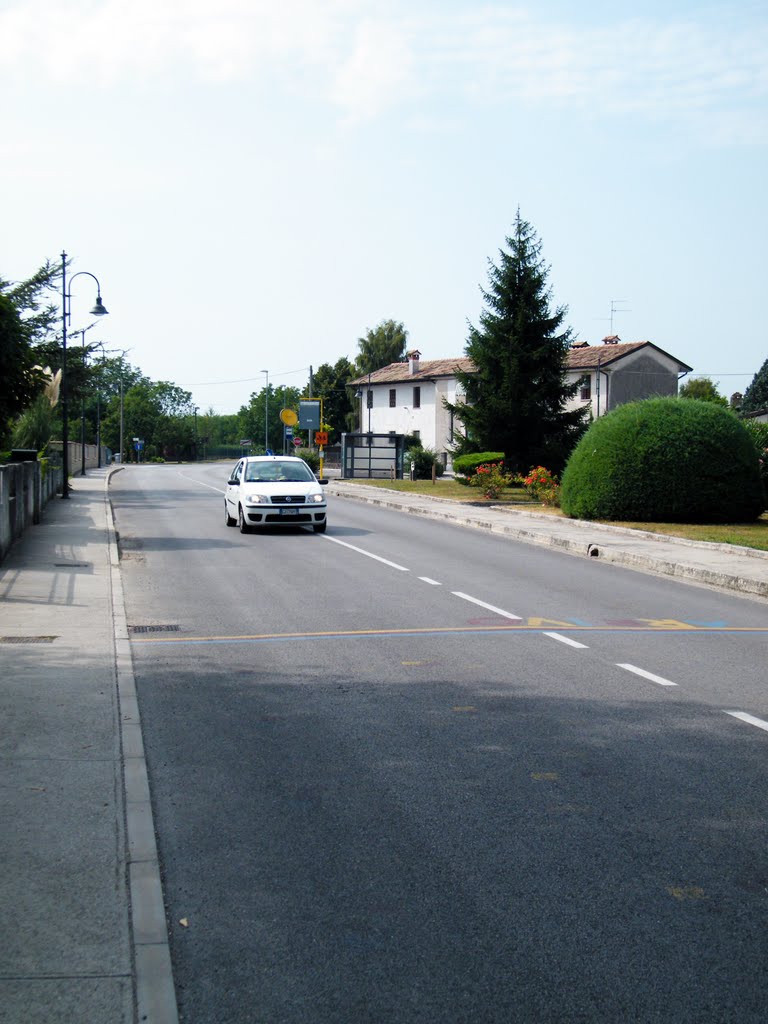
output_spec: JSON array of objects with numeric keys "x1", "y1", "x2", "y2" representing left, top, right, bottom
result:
[
  {"x1": 131, "y1": 623, "x2": 768, "y2": 644},
  {"x1": 667, "y1": 886, "x2": 706, "y2": 901}
]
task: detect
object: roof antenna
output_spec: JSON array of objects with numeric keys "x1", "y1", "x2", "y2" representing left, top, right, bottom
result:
[{"x1": 594, "y1": 299, "x2": 631, "y2": 338}]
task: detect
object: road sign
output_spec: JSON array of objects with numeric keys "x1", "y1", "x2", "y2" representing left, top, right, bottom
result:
[
  {"x1": 292, "y1": 437, "x2": 302, "y2": 447},
  {"x1": 315, "y1": 431, "x2": 328, "y2": 446},
  {"x1": 299, "y1": 400, "x2": 321, "y2": 430},
  {"x1": 280, "y1": 408, "x2": 298, "y2": 426}
]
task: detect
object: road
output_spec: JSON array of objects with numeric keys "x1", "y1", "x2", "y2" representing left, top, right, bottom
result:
[{"x1": 111, "y1": 463, "x2": 768, "y2": 1024}]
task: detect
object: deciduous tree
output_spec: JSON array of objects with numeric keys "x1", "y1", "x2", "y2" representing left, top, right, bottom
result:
[
  {"x1": 312, "y1": 357, "x2": 356, "y2": 439},
  {"x1": 355, "y1": 319, "x2": 408, "y2": 376},
  {"x1": 678, "y1": 376, "x2": 728, "y2": 406}
]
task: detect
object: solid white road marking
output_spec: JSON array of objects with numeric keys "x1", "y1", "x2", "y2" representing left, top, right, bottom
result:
[
  {"x1": 177, "y1": 472, "x2": 225, "y2": 493},
  {"x1": 544, "y1": 632, "x2": 588, "y2": 649},
  {"x1": 724, "y1": 711, "x2": 768, "y2": 733},
  {"x1": 617, "y1": 663, "x2": 677, "y2": 687},
  {"x1": 419, "y1": 577, "x2": 442, "y2": 586},
  {"x1": 451, "y1": 592, "x2": 522, "y2": 620},
  {"x1": 321, "y1": 535, "x2": 410, "y2": 571}
]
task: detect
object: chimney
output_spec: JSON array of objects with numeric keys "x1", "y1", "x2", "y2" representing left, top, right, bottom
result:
[{"x1": 407, "y1": 349, "x2": 421, "y2": 375}]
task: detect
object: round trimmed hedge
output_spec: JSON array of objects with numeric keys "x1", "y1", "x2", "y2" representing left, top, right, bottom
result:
[{"x1": 559, "y1": 398, "x2": 766, "y2": 522}]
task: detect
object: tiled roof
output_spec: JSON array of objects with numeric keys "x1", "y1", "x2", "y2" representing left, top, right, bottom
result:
[
  {"x1": 349, "y1": 342, "x2": 692, "y2": 385},
  {"x1": 349, "y1": 357, "x2": 475, "y2": 385}
]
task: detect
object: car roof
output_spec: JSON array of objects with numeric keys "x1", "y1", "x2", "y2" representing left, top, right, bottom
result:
[{"x1": 243, "y1": 455, "x2": 304, "y2": 462}]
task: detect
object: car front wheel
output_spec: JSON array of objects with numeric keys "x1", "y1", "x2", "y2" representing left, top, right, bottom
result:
[
  {"x1": 225, "y1": 501, "x2": 236, "y2": 527},
  {"x1": 238, "y1": 506, "x2": 251, "y2": 534},
  {"x1": 313, "y1": 521, "x2": 327, "y2": 534}
]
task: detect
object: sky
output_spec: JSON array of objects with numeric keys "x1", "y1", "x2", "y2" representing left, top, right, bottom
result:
[{"x1": 2, "y1": 0, "x2": 767, "y2": 415}]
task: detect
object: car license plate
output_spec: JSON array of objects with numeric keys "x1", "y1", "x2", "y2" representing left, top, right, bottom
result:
[{"x1": 280, "y1": 507, "x2": 299, "y2": 516}]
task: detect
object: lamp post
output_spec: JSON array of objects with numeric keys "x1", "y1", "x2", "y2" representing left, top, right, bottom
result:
[
  {"x1": 71, "y1": 323, "x2": 97, "y2": 477},
  {"x1": 90, "y1": 342, "x2": 113, "y2": 468},
  {"x1": 261, "y1": 370, "x2": 269, "y2": 452},
  {"x1": 60, "y1": 251, "x2": 109, "y2": 498}
]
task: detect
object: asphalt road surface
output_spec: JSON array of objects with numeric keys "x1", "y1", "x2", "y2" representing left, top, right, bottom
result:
[{"x1": 111, "y1": 463, "x2": 768, "y2": 1024}]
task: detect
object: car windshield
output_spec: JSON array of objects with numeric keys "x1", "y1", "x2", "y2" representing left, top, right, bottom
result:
[{"x1": 244, "y1": 461, "x2": 314, "y2": 483}]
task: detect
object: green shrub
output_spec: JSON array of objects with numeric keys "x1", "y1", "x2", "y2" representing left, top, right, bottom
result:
[
  {"x1": 297, "y1": 448, "x2": 320, "y2": 472},
  {"x1": 406, "y1": 446, "x2": 445, "y2": 480},
  {"x1": 560, "y1": 398, "x2": 766, "y2": 523},
  {"x1": 742, "y1": 419, "x2": 768, "y2": 491},
  {"x1": 452, "y1": 452, "x2": 505, "y2": 479}
]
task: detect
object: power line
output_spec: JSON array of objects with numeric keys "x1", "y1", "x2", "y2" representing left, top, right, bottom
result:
[{"x1": 181, "y1": 366, "x2": 311, "y2": 387}]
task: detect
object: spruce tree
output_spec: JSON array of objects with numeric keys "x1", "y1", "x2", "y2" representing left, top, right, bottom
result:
[
  {"x1": 451, "y1": 212, "x2": 587, "y2": 474},
  {"x1": 742, "y1": 356, "x2": 768, "y2": 413}
]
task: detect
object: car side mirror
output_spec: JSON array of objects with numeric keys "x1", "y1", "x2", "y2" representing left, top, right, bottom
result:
[
  {"x1": 318, "y1": 478, "x2": 329, "y2": 486},
  {"x1": 227, "y1": 477, "x2": 238, "y2": 485}
]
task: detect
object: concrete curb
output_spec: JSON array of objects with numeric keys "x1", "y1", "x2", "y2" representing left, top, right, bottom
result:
[
  {"x1": 327, "y1": 482, "x2": 768, "y2": 600},
  {"x1": 105, "y1": 470, "x2": 179, "y2": 1024}
]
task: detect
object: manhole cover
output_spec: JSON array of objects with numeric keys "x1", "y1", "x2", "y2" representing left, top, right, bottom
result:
[
  {"x1": 0, "y1": 636, "x2": 58, "y2": 644},
  {"x1": 128, "y1": 625, "x2": 181, "y2": 634}
]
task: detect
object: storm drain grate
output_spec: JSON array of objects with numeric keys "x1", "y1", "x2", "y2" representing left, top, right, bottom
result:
[
  {"x1": 0, "y1": 636, "x2": 58, "y2": 644},
  {"x1": 129, "y1": 624, "x2": 181, "y2": 634},
  {"x1": 54, "y1": 562, "x2": 90, "y2": 568}
]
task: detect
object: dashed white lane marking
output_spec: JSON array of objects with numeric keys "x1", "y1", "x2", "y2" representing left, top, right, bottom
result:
[
  {"x1": 419, "y1": 577, "x2": 442, "y2": 586},
  {"x1": 451, "y1": 592, "x2": 522, "y2": 621},
  {"x1": 321, "y1": 535, "x2": 410, "y2": 571},
  {"x1": 617, "y1": 663, "x2": 678, "y2": 687},
  {"x1": 724, "y1": 711, "x2": 768, "y2": 733},
  {"x1": 544, "y1": 632, "x2": 588, "y2": 649}
]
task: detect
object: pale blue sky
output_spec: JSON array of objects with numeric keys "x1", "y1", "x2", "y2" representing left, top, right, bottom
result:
[{"x1": 2, "y1": 0, "x2": 766, "y2": 413}]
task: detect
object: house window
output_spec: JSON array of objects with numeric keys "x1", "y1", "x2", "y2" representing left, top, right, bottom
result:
[
  {"x1": 413, "y1": 386, "x2": 421, "y2": 409},
  {"x1": 366, "y1": 389, "x2": 373, "y2": 409},
  {"x1": 413, "y1": 430, "x2": 420, "y2": 442},
  {"x1": 389, "y1": 389, "x2": 396, "y2": 408},
  {"x1": 580, "y1": 377, "x2": 591, "y2": 401}
]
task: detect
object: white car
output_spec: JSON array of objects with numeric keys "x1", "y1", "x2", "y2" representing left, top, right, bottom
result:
[{"x1": 225, "y1": 455, "x2": 328, "y2": 534}]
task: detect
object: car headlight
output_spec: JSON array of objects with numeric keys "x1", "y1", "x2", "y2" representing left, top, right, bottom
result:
[
  {"x1": 308, "y1": 493, "x2": 325, "y2": 504},
  {"x1": 245, "y1": 493, "x2": 269, "y2": 504}
]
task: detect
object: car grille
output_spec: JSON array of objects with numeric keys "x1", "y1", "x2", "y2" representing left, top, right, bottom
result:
[{"x1": 272, "y1": 494, "x2": 306, "y2": 504}]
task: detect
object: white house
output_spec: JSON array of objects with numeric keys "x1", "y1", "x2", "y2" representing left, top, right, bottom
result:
[{"x1": 349, "y1": 340, "x2": 693, "y2": 466}]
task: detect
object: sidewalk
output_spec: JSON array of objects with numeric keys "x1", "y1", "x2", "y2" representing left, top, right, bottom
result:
[
  {"x1": 326, "y1": 480, "x2": 768, "y2": 600},
  {"x1": 0, "y1": 469, "x2": 177, "y2": 1024},
  {"x1": 0, "y1": 474, "x2": 765, "y2": 1024}
]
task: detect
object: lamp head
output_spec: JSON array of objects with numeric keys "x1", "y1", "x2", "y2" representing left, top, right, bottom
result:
[{"x1": 90, "y1": 295, "x2": 109, "y2": 316}]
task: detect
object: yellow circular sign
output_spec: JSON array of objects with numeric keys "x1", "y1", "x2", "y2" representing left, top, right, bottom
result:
[{"x1": 280, "y1": 408, "x2": 298, "y2": 426}]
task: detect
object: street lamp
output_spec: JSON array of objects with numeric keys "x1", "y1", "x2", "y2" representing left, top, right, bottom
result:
[
  {"x1": 262, "y1": 370, "x2": 269, "y2": 452},
  {"x1": 60, "y1": 251, "x2": 109, "y2": 498},
  {"x1": 71, "y1": 322, "x2": 98, "y2": 477}
]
